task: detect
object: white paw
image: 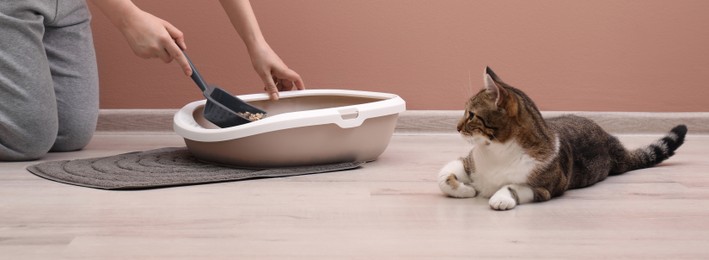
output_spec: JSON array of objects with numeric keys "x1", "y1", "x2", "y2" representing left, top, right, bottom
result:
[
  {"x1": 438, "y1": 160, "x2": 477, "y2": 198},
  {"x1": 489, "y1": 191, "x2": 517, "y2": 210},
  {"x1": 441, "y1": 175, "x2": 477, "y2": 198}
]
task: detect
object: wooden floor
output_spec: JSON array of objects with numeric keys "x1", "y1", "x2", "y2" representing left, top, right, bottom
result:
[{"x1": 1, "y1": 132, "x2": 708, "y2": 259}]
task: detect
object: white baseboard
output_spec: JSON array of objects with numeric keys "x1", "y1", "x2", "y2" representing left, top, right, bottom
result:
[
  {"x1": 397, "y1": 111, "x2": 709, "y2": 134},
  {"x1": 98, "y1": 109, "x2": 709, "y2": 134}
]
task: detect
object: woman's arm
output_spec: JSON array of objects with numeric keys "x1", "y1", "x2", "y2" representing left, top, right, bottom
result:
[
  {"x1": 90, "y1": 0, "x2": 192, "y2": 76},
  {"x1": 219, "y1": 0, "x2": 304, "y2": 100}
]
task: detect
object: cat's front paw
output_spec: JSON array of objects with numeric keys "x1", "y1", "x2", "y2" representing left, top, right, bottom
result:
[
  {"x1": 439, "y1": 174, "x2": 477, "y2": 198},
  {"x1": 489, "y1": 190, "x2": 517, "y2": 210},
  {"x1": 438, "y1": 160, "x2": 477, "y2": 198}
]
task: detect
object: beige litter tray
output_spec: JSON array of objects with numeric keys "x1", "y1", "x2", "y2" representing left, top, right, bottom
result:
[{"x1": 174, "y1": 89, "x2": 406, "y2": 167}]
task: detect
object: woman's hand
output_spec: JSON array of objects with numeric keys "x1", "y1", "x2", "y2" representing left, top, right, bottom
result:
[
  {"x1": 117, "y1": 10, "x2": 192, "y2": 76},
  {"x1": 219, "y1": 0, "x2": 304, "y2": 100},
  {"x1": 91, "y1": 0, "x2": 192, "y2": 76},
  {"x1": 248, "y1": 43, "x2": 304, "y2": 100}
]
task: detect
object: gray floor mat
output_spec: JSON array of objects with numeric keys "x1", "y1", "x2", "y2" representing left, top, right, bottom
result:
[{"x1": 26, "y1": 147, "x2": 363, "y2": 190}]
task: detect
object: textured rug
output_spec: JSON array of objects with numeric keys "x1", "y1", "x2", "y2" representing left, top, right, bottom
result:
[{"x1": 26, "y1": 147, "x2": 363, "y2": 190}]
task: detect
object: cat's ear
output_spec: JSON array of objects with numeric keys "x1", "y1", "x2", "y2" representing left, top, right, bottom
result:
[
  {"x1": 485, "y1": 66, "x2": 503, "y2": 83},
  {"x1": 484, "y1": 66, "x2": 507, "y2": 107}
]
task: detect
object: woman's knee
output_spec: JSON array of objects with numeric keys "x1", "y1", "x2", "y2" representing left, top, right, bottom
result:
[
  {"x1": 0, "y1": 118, "x2": 58, "y2": 161},
  {"x1": 51, "y1": 122, "x2": 96, "y2": 152}
]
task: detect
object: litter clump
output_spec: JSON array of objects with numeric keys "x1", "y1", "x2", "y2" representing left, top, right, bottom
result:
[{"x1": 237, "y1": 111, "x2": 266, "y2": 121}]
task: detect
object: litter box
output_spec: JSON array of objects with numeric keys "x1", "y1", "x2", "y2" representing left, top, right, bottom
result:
[{"x1": 173, "y1": 89, "x2": 406, "y2": 167}]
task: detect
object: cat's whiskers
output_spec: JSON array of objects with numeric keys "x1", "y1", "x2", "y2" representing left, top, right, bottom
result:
[
  {"x1": 466, "y1": 69, "x2": 474, "y2": 97},
  {"x1": 456, "y1": 70, "x2": 475, "y2": 100}
]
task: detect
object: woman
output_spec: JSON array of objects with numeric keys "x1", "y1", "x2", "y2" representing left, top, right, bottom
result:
[{"x1": 0, "y1": 0, "x2": 303, "y2": 161}]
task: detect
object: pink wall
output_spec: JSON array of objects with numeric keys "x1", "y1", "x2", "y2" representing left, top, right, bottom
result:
[{"x1": 90, "y1": 0, "x2": 709, "y2": 111}]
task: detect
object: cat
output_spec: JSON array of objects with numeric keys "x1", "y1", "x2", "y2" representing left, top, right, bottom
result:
[{"x1": 437, "y1": 67, "x2": 688, "y2": 210}]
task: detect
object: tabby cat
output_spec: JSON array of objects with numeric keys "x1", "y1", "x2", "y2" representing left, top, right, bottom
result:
[{"x1": 438, "y1": 67, "x2": 687, "y2": 210}]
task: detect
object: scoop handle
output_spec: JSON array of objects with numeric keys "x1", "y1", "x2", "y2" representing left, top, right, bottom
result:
[{"x1": 182, "y1": 50, "x2": 209, "y2": 93}]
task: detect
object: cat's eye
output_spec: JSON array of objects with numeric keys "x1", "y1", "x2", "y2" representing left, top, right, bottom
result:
[
  {"x1": 468, "y1": 111, "x2": 495, "y2": 129},
  {"x1": 468, "y1": 111, "x2": 484, "y2": 124}
]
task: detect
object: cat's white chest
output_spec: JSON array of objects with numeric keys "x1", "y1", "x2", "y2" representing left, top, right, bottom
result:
[{"x1": 471, "y1": 140, "x2": 539, "y2": 198}]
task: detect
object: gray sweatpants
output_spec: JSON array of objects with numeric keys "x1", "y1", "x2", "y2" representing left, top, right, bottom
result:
[{"x1": 0, "y1": 0, "x2": 98, "y2": 161}]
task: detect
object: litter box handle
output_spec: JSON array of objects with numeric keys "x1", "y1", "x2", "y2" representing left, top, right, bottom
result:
[{"x1": 335, "y1": 108, "x2": 365, "y2": 128}]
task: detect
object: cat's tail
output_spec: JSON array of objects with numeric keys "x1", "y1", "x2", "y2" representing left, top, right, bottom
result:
[{"x1": 610, "y1": 125, "x2": 688, "y2": 175}]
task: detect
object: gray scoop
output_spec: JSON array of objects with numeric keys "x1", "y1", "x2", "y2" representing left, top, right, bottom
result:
[{"x1": 183, "y1": 51, "x2": 266, "y2": 128}]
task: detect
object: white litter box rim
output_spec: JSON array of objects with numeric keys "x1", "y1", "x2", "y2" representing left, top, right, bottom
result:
[{"x1": 173, "y1": 89, "x2": 406, "y2": 142}]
